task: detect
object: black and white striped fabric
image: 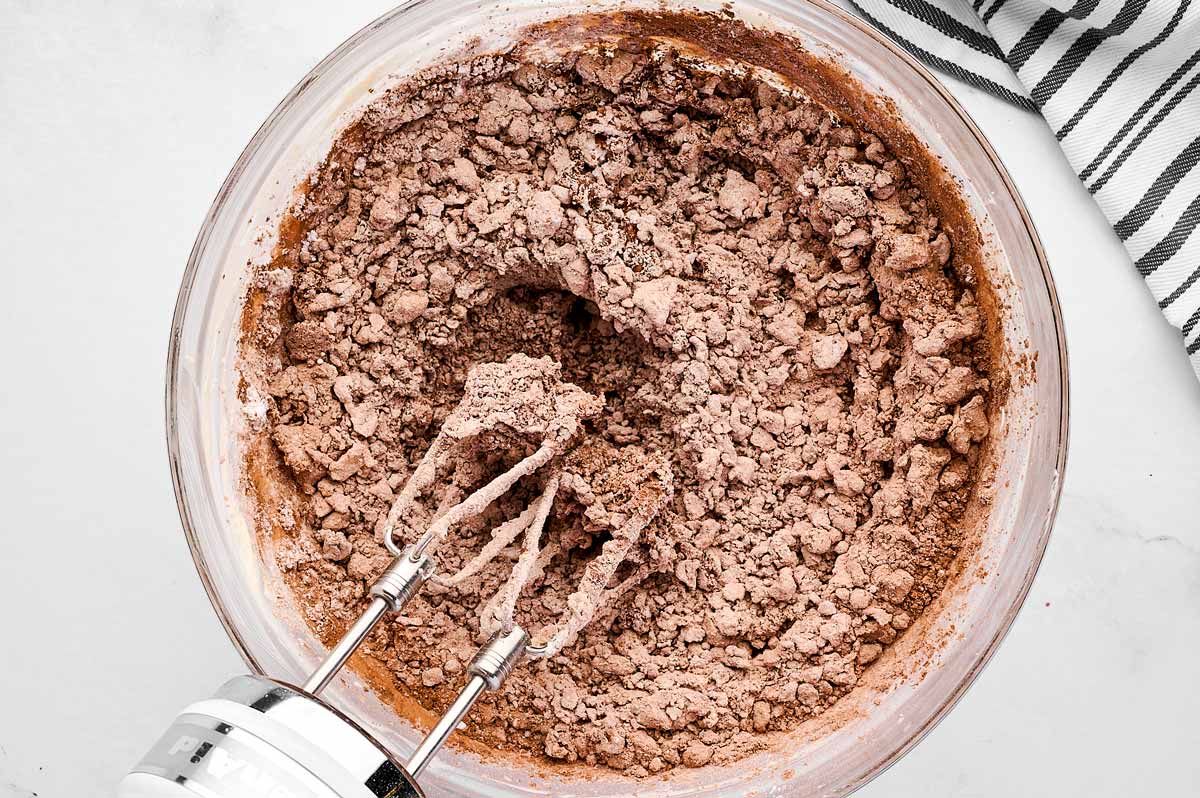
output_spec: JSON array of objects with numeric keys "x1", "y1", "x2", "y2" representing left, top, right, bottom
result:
[{"x1": 851, "y1": 0, "x2": 1200, "y2": 376}]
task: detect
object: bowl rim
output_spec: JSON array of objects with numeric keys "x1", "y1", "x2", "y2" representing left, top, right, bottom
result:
[{"x1": 165, "y1": 0, "x2": 1070, "y2": 793}]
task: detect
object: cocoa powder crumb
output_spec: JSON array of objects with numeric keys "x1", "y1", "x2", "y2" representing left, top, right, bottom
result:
[{"x1": 245, "y1": 40, "x2": 996, "y2": 776}]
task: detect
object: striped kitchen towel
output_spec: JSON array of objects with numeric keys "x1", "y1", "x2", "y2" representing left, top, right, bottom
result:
[{"x1": 850, "y1": 0, "x2": 1200, "y2": 376}]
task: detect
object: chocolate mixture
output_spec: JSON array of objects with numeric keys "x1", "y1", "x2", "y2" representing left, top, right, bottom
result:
[{"x1": 242, "y1": 33, "x2": 997, "y2": 776}]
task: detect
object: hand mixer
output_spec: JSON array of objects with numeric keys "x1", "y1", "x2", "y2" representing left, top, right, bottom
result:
[{"x1": 119, "y1": 356, "x2": 672, "y2": 798}]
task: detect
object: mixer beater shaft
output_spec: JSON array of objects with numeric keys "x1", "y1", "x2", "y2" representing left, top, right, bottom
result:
[{"x1": 298, "y1": 543, "x2": 530, "y2": 784}]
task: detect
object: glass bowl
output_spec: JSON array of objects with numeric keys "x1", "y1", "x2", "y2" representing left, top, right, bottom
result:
[{"x1": 166, "y1": 1, "x2": 1069, "y2": 796}]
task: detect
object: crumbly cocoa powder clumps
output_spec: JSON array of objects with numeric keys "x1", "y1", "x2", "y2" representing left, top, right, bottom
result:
[{"x1": 244, "y1": 39, "x2": 996, "y2": 776}]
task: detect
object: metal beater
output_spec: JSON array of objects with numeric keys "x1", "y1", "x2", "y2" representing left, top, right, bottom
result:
[
  {"x1": 119, "y1": 355, "x2": 676, "y2": 796},
  {"x1": 119, "y1": 356, "x2": 670, "y2": 797}
]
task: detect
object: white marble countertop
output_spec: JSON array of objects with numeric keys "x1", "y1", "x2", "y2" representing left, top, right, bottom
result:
[{"x1": 1, "y1": 2, "x2": 1197, "y2": 796}]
